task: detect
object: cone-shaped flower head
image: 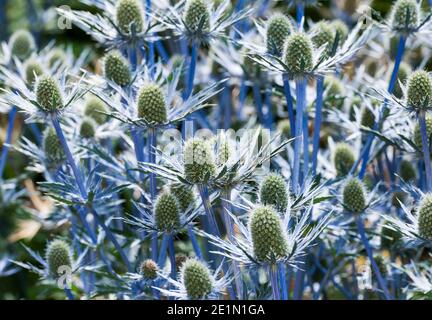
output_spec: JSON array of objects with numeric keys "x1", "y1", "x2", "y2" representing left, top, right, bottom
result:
[
  {"x1": 184, "y1": 0, "x2": 210, "y2": 33},
  {"x1": 394, "y1": 62, "x2": 411, "y2": 99},
  {"x1": 361, "y1": 107, "x2": 375, "y2": 129},
  {"x1": 342, "y1": 178, "x2": 367, "y2": 214},
  {"x1": 259, "y1": 173, "x2": 289, "y2": 213},
  {"x1": 171, "y1": 184, "x2": 195, "y2": 212},
  {"x1": 79, "y1": 117, "x2": 97, "y2": 139},
  {"x1": 43, "y1": 127, "x2": 65, "y2": 164},
  {"x1": 418, "y1": 194, "x2": 432, "y2": 240},
  {"x1": 284, "y1": 33, "x2": 314, "y2": 77},
  {"x1": 390, "y1": 0, "x2": 419, "y2": 32},
  {"x1": 84, "y1": 96, "x2": 108, "y2": 125},
  {"x1": 399, "y1": 159, "x2": 417, "y2": 182},
  {"x1": 333, "y1": 143, "x2": 355, "y2": 177},
  {"x1": 103, "y1": 50, "x2": 131, "y2": 87},
  {"x1": 24, "y1": 58, "x2": 44, "y2": 87},
  {"x1": 331, "y1": 19, "x2": 348, "y2": 44},
  {"x1": 181, "y1": 259, "x2": 213, "y2": 299},
  {"x1": 413, "y1": 115, "x2": 432, "y2": 150},
  {"x1": 311, "y1": 21, "x2": 334, "y2": 58},
  {"x1": 9, "y1": 30, "x2": 35, "y2": 60},
  {"x1": 36, "y1": 76, "x2": 63, "y2": 113},
  {"x1": 250, "y1": 205, "x2": 289, "y2": 262},
  {"x1": 116, "y1": 0, "x2": 144, "y2": 34},
  {"x1": 184, "y1": 138, "x2": 216, "y2": 184},
  {"x1": 266, "y1": 14, "x2": 292, "y2": 56},
  {"x1": 155, "y1": 192, "x2": 181, "y2": 232},
  {"x1": 406, "y1": 70, "x2": 432, "y2": 111},
  {"x1": 137, "y1": 83, "x2": 167, "y2": 124},
  {"x1": 46, "y1": 239, "x2": 72, "y2": 278},
  {"x1": 49, "y1": 48, "x2": 67, "y2": 68},
  {"x1": 140, "y1": 259, "x2": 158, "y2": 280}
]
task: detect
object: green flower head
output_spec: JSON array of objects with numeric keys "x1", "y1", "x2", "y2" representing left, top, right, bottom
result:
[
  {"x1": 418, "y1": 194, "x2": 432, "y2": 240},
  {"x1": 333, "y1": 143, "x2": 355, "y2": 177},
  {"x1": 155, "y1": 191, "x2": 181, "y2": 232},
  {"x1": 390, "y1": 0, "x2": 419, "y2": 32},
  {"x1": 342, "y1": 178, "x2": 367, "y2": 214},
  {"x1": 181, "y1": 259, "x2": 213, "y2": 299},
  {"x1": 184, "y1": 138, "x2": 216, "y2": 184},
  {"x1": 43, "y1": 127, "x2": 66, "y2": 165},
  {"x1": 137, "y1": 83, "x2": 167, "y2": 124},
  {"x1": 36, "y1": 76, "x2": 63, "y2": 113},
  {"x1": 406, "y1": 70, "x2": 432, "y2": 111},
  {"x1": 284, "y1": 33, "x2": 314, "y2": 76},
  {"x1": 259, "y1": 173, "x2": 289, "y2": 213},
  {"x1": 104, "y1": 50, "x2": 131, "y2": 87},
  {"x1": 184, "y1": 0, "x2": 211, "y2": 33},
  {"x1": 45, "y1": 239, "x2": 72, "y2": 278},
  {"x1": 10, "y1": 30, "x2": 35, "y2": 60},
  {"x1": 116, "y1": 0, "x2": 144, "y2": 34},
  {"x1": 84, "y1": 96, "x2": 108, "y2": 125},
  {"x1": 266, "y1": 14, "x2": 292, "y2": 56}
]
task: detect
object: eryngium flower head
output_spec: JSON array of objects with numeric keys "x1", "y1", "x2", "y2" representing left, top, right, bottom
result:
[
  {"x1": 284, "y1": 33, "x2": 314, "y2": 76},
  {"x1": 311, "y1": 21, "x2": 334, "y2": 58},
  {"x1": 184, "y1": 138, "x2": 216, "y2": 184},
  {"x1": 137, "y1": 83, "x2": 167, "y2": 124},
  {"x1": 43, "y1": 128, "x2": 65, "y2": 164},
  {"x1": 413, "y1": 115, "x2": 432, "y2": 150},
  {"x1": 249, "y1": 206, "x2": 289, "y2": 262},
  {"x1": 45, "y1": 239, "x2": 72, "y2": 278},
  {"x1": 184, "y1": 0, "x2": 210, "y2": 33},
  {"x1": 36, "y1": 76, "x2": 63, "y2": 113},
  {"x1": 9, "y1": 30, "x2": 35, "y2": 60},
  {"x1": 418, "y1": 194, "x2": 432, "y2": 240},
  {"x1": 24, "y1": 58, "x2": 44, "y2": 87},
  {"x1": 330, "y1": 19, "x2": 348, "y2": 44},
  {"x1": 181, "y1": 259, "x2": 213, "y2": 299},
  {"x1": 171, "y1": 184, "x2": 195, "y2": 212},
  {"x1": 343, "y1": 178, "x2": 367, "y2": 214},
  {"x1": 266, "y1": 14, "x2": 292, "y2": 56},
  {"x1": 259, "y1": 173, "x2": 289, "y2": 213},
  {"x1": 155, "y1": 192, "x2": 181, "y2": 232},
  {"x1": 140, "y1": 259, "x2": 158, "y2": 280},
  {"x1": 390, "y1": 0, "x2": 419, "y2": 32},
  {"x1": 333, "y1": 143, "x2": 355, "y2": 177},
  {"x1": 394, "y1": 62, "x2": 411, "y2": 99},
  {"x1": 84, "y1": 96, "x2": 108, "y2": 125},
  {"x1": 79, "y1": 117, "x2": 97, "y2": 139},
  {"x1": 103, "y1": 51, "x2": 131, "y2": 87},
  {"x1": 116, "y1": 0, "x2": 144, "y2": 34},
  {"x1": 361, "y1": 107, "x2": 375, "y2": 129},
  {"x1": 49, "y1": 48, "x2": 67, "y2": 68},
  {"x1": 406, "y1": 70, "x2": 432, "y2": 111},
  {"x1": 399, "y1": 159, "x2": 417, "y2": 182}
]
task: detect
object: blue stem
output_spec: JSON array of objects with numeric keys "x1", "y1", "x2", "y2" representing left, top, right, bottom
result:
[
  {"x1": 29, "y1": 123, "x2": 42, "y2": 144},
  {"x1": 168, "y1": 235, "x2": 176, "y2": 280},
  {"x1": 148, "y1": 127, "x2": 158, "y2": 261},
  {"x1": 252, "y1": 84, "x2": 265, "y2": 124},
  {"x1": 292, "y1": 78, "x2": 306, "y2": 194},
  {"x1": 356, "y1": 216, "x2": 392, "y2": 300},
  {"x1": 278, "y1": 263, "x2": 288, "y2": 300},
  {"x1": 157, "y1": 234, "x2": 169, "y2": 267},
  {"x1": 312, "y1": 76, "x2": 324, "y2": 175},
  {"x1": 302, "y1": 108, "x2": 309, "y2": 184},
  {"x1": 187, "y1": 226, "x2": 203, "y2": 260},
  {"x1": 270, "y1": 264, "x2": 281, "y2": 300},
  {"x1": 64, "y1": 288, "x2": 74, "y2": 300},
  {"x1": 237, "y1": 78, "x2": 248, "y2": 120},
  {"x1": 419, "y1": 112, "x2": 432, "y2": 191},
  {"x1": 283, "y1": 74, "x2": 296, "y2": 137},
  {"x1": 183, "y1": 42, "x2": 199, "y2": 100},
  {"x1": 296, "y1": 0, "x2": 304, "y2": 28},
  {"x1": 145, "y1": 0, "x2": 155, "y2": 76},
  {"x1": 0, "y1": 106, "x2": 17, "y2": 179},
  {"x1": 358, "y1": 36, "x2": 406, "y2": 179},
  {"x1": 264, "y1": 83, "x2": 274, "y2": 129}
]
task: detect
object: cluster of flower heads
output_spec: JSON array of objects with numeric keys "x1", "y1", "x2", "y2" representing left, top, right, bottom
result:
[{"x1": 1, "y1": 0, "x2": 432, "y2": 301}]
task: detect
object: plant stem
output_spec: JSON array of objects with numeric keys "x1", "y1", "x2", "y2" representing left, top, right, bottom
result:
[
  {"x1": 278, "y1": 263, "x2": 288, "y2": 300},
  {"x1": 148, "y1": 127, "x2": 159, "y2": 261},
  {"x1": 270, "y1": 264, "x2": 281, "y2": 300},
  {"x1": 168, "y1": 234, "x2": 176, "y2": 280},
  {"x1": 187, "y1": 226, "x2": 203, "y2": 260},
  {"x1": 64, "y1": 288, "x2": 74, "y2": 300},
  {"x1": 283, "y1": 74, "x2": 296, "y2": 137},
  {"x1": 418, "y1": 111, "x2": 432, "y2": 191},
  {"x1": 302, "y1": 107, "x2": 310, "y2": 184},
  {"x1": 296, "y1": 0, "x2": 304, "y2": 27},
  {"x1": 356, "y1": 216, "x2": 392, "y2": 300},
  {"x1": 183, "y1": 41, "x2": 199, "y2": 100},
  {"x1": 312, "y1": 76, "x2": 324, "y2": 175},
  {"x1": 252, "y1": 84, "x2": 265, "y2": 124},
  {"x1": 0, "y1": 106, "x2": 17, "y2": 179},
  {"x1": 292, "y1": 78, "x2": 306, "y2": 194}
]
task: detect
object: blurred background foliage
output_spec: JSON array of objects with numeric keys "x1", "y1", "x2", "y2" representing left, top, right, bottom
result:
[{"x1": 0, "y1": 0, "x2": 406, "y2": 299}]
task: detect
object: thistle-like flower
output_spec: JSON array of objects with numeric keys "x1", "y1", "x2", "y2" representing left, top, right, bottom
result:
[
  {"x1": 36, "y1": 75, "x2": 64, "y2": 113},
  {"x1": 137, "y1": 83, "x2": 168, "y2": 124},
  {"x1": 259, "y1": 173, "x2": 289, "y2": 213},
  {"x1": 171, "y1": 183, "x2": 196, "y2": 212},
  {"x1": 79, "y1": 117, "x2": 97, "y2": 139},
  {"x1": 418, "y1": 194, "x2": 432, "y2": 240},
  {"x1": 283, "y1": 32, "x2": 314, "y2": 78},
  {"x1": 46, "y1": 239, "x2": 72, "y2": 278},
  {"x1": 155, "y1": 191, "x2": 181, "y2": 232},
  {"x1": 23, "y1": 58, "x2": 44, "y2": 87},
  {"x1": 311, "y1": 21, "x2": 335, "y2": 59},
  {"x1": 115, "y1": 0, "x2": 144, "y2": 34},
  {"x1": 140, "y1": 259, "x2": 158, "y2": 280},
  {"x1": 104, "y1": 50, "x2": 132, "y2": 87},
  {"x1": 342, "y1": 178, "x2": 367, "y2": 214},
  {"x1": 43, "y1": 127, "x2": 66, "y2": 165},
  {"x1": 413, "y1": 115, "x2": 432, "y2": 150},
  {"x1": 84, "y1": 95, "x2": 108, "y2": 125},
  {"x1": 389, "y1": 0, "x2": 419, "y2": 34},
  {"x1": 9, "y1": 30, "x2": 35, "y2": 60},
  {"x1": 184, "y1": 138, "x2": 216, "y2": 185},
  {"x1": 333, "y1": 143, "x2": 355, "y2": 177},
  {"x1": 266, "y1": 13, "x2": 292, "y2": 56},
  {"x1": 406, "y1": 70, "x2": 432, "y2": 112}
]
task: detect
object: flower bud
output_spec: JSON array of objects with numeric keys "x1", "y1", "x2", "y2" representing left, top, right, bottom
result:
[
  {"x1": 43, "y1": 128, "x2": 65, "y2": 165},
  {"x1": 79, "y1": 117, "x2": 97, "y2": 139},
  {"x1": 182, "y1": 259, "x2": 213, "y2": 299},
  {"x1": 406, "y1": 70, "x2": 432, "y2": 111},
  {"x1": 330, "y1": 19, "x2": 348, "y2": 44},
  {"x1": 311, "y1": 21, "x2": 334, "y2": 58},
  {"x1": 155, "y1": 192, "x2": 181, "y2": 232},
  {"x1": 250, "y1": 206, "x2": 289, "y2": 262},
  {"x1": 284, "y1": 33, "x2": 314, "y2": 76},
  {"x1": 333, "y1": 143, "x2": 355, "y2": 177},
  {"x1": 104, "y1": 50, "x2": 131, "y2": 87},
  {"x1": 184, "y1": 0, "x2": 210, "y2": 33},
  {"x1": 343, "y1": 178, "x2": 367, "y2": 214},
  {"x1": 140, "y1": 259, "x2": 158, "y2": 280},
  {"x1": 46, "y1": 239, "x2": 72, "y2": 278},
  {"x1": 259, "y1": 173, "x2": 289, "y2": 213},
  {"x1": 418, "y1": 194, "x2": 432, "y2": 240},
  {"x1": 390, "y1": 0, "x2": 419, "y2": 32},
  {"x1": 10, "y1": 30, "x2": 35, "y2": 60},
  {"x1": 116, "y1": 0, "x2": 144, "y2": 34},
  {"x1": 413, "y1": 115, "x2": 432, "y2": 150},
  {"x1": 360, "y1": 107, "x2": 375, "y2": 129},
  {"x1": 266, "y1": 14, "x2": 292, "y2": 56},
  {"x1": 24, "y1": 58, "x2": 44, "y2": 87},
  {"x1": 84, "y1": 96, "x2": 108, "y2": 125},
  {"x1": 184, "y1": 138, "x2": 216, "y2": 184},
  {"x1": 36, "y1": 76, "x2": 63, "y2": 113},
  {"x1": 137, "y1": 83, "x2": 167, "y2": 124},
  {"x1": 49, "y1": 48, "x2": 67, "y2": 68}
]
